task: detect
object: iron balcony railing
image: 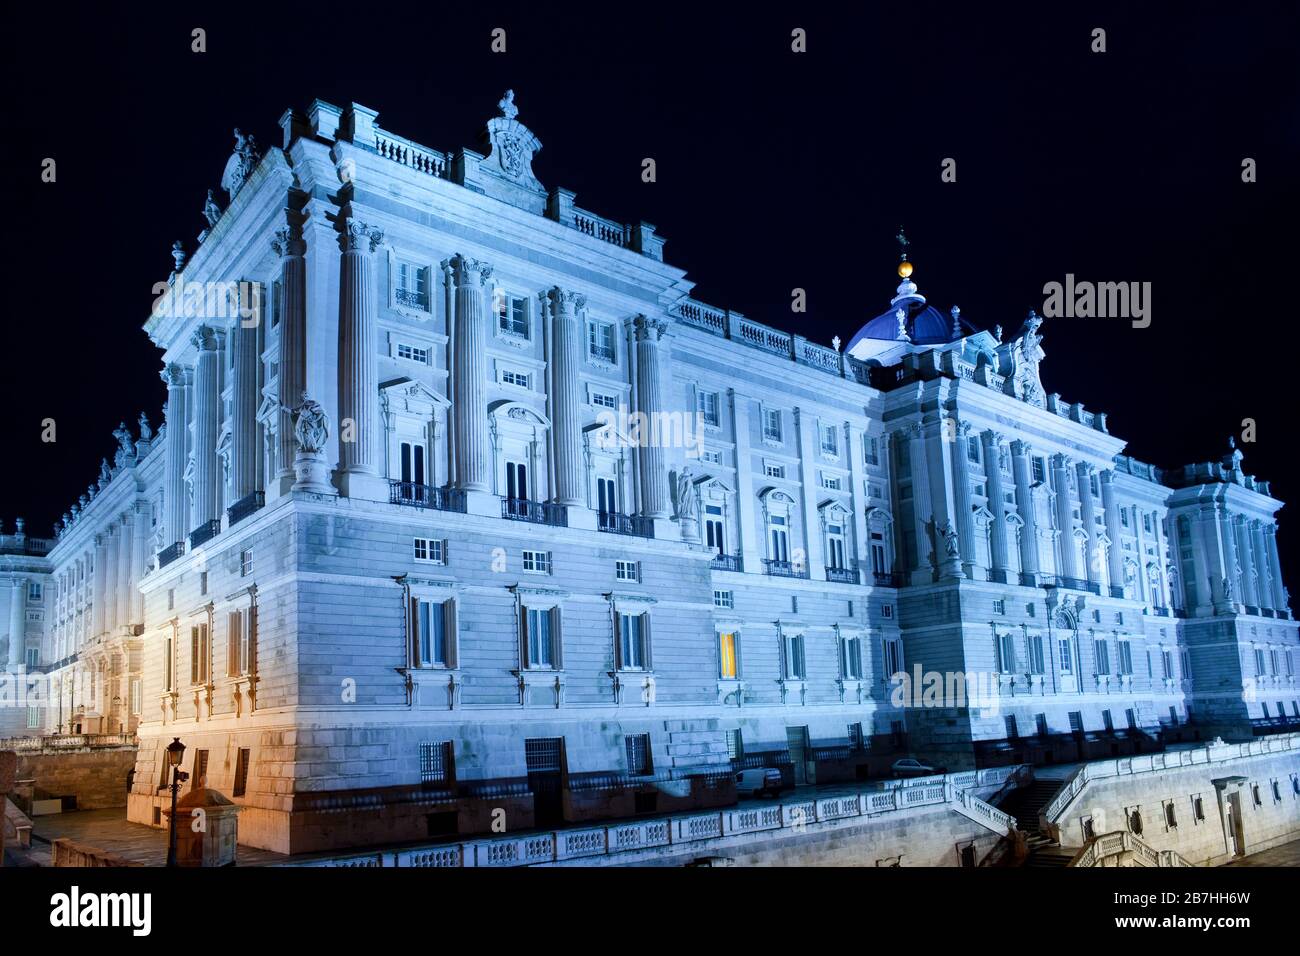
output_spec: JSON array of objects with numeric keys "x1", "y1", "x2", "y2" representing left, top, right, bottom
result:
[
  {"x1": 763, "y1": 559, "x2": 809, "y2": 579},
  {"x1": 395, "y1": 288, "x2": 428, "y2": 309},
  {"x1": 711, "y1": 553, "x2": 744, "y2": 573},
  {"x1": 871, "y1": 570, "x2": 906, "y2": 588},
  {"x1": 1018, "y1": 572, "x2": 1039, "y2": 587},
  {"x1": 1108, "y1": 585, "x2": 1126, "y2": 599},
  {"x1": 826, "y1": 565, "x2": 859, "y2": 585},
  {"x1": 502, "y1": 498, "x2": 568, "y2": 527},
  {"x1": 597, "y1": 511, "x2": 655, "y2": 538},
  {"x1": 188, "y1": 519, "x2": 221, "y2": 550},
  {"x1": 227, "y1": 490, "x2": 265, "y2": 526},
  {"x1": 390, "y1": 481, "x2": 467, "y2": 513},
  {"x1": 157, "y1": 541, "x2": 186, "y2": 569},
  {"x1": 588, "y1": 344, "x2": 617, "y2": 363}
]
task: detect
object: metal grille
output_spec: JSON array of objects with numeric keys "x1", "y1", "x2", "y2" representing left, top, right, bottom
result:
[
  {"x1": 524, "y1": 737, "x2": 563, "y2": 773},
  {"x1": 419, "y1": 741, "x2": 450, "y2": 785},
  {"x1": 624, "y1": 734, "x2": 651, "y2": 775}
]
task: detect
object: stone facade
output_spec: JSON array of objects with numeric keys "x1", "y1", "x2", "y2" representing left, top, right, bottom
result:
[{"x1": 2, "y1": 92, "x2": 1296, "y2": 855}]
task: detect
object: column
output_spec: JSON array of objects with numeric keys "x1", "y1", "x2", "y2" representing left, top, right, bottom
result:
[
  {"x1": 548, "y1": 288, "x2": 585, "y2": 506},
  {"x1": 91, "y1": 535, "x2": 107, "y2": 637},
  {"x1": 336, "y1": 218, "x2": 384, "y2": 496},
  {"x1": 730, "y1": 390, "x2": 760, "y2": 573},
  {"x1": 1051, "y1": 454, "x2": 1078, "y2": 583},
  {"x1": 1099, "y1": 471, "x2": 1126, "y2": 594},
  {"x1": 161, "y1": 364, "x2": 192, "y2": 547},
  {"x1": 131, "y1": 502, "x2": 148, "y2": 623},
  {"x1": 1011, "y1": 440, "x2": 1040, "y2": 582},
  {"x1": 904, "y1": 423, "x2": 934, "y2": 583},
  {"x1": 794, "y1": 408, "x2": 825, "y2": 579},
  {"x1": 273, "y1": 224, "x2": 307, "y2": 488},
  {"x1": 102, "y1": 526, "x2": 120, "y2": 635},
  {"x1": 949, "y1": 422, "x2": 975, "y2": 575},
  {"x1": 1076, "y1": 463, "x2": 1100, "y2": 587},
  {"x1": 7, "y1": 579, "x2": 23, "y2": 669},
  {"x1": 1217, "y1": 507, "x2": 1240, "y2": 609},
  {"x1": 1233, "y1": 516, "x2": 1258, "y2": 608},
  {"x1": 1251, "y1": 520, "x2": 1273, "y2": 611},
  {"x1": 116, "y1": 512, "x2": 134, "y2": 630},
  {"x1": 452, "y1": 256, "x2": 492, "y2": 492},
  {"x1": 982, "y1": 430, "x2": 1011, "y2": 580},
  {"x1": 230, "y1": 284, "x2": 262, "y2": 504},
  {"x1": 634, "y1": 314, "x2": 669, "y2": 518},
  {"x1": 190, "y1": 325, "x2": 224, "y2": 531},
  {"x1": 1264, "y1": 524, "x2": 1288, "y2": 611},
  {"x1": 848, "y1": 425, "x2": 871, "y2": 572}
]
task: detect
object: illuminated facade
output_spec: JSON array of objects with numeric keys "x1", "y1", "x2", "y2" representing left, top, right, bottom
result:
[{"x1": 4, "y1": 92, "x2": 1295, "y2": 853}]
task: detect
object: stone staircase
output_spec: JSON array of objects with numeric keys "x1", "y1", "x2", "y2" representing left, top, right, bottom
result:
[{"x1": 996, "y1": 778, "x2": 1079, "y2": 867}]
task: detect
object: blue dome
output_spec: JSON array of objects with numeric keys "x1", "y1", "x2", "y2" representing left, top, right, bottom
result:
[{"x1": 846, "y1": 305, "x2": 976, "y2": 353}]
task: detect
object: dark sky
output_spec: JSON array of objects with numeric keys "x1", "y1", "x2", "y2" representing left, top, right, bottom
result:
[{"x1": 3, "y1": 2, "x2": 1298, "y2": 572}]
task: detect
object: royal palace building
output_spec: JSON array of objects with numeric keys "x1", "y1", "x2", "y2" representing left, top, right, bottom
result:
[{"x1": 2, "y1": 92, "x2": 1296, "y2": 854}]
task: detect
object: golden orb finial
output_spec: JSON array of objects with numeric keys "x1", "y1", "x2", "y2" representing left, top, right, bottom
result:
[{"x1": 897, "y1": 261, "x2": 914, "y2": 279}]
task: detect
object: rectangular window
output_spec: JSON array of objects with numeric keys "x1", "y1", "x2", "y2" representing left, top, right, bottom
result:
[
  {"x1": 226, "y1": 609, "x2": 246, "y2": 677},
  {"x1": 784, "y1": 634, "x2": 807, "y2": 680},
  {"x1": 193, "y1": 749, "x2": 210, "y2": 786},
  {"x1": 501, "y1": 369, "x2": 530, "y2": 388},
  {"x1": 840, "y1": 636, "x2": 863, "y2": 679},
  {"x1": 419, "y1": 741, "x2": 454, "y2": 787},
  {"x1": 397, "y1": 262, "x2": 429, "y2": 308},
  {"x1": 1095, "y1": 639, "x2": 1111, "y2": 675},
  {"x1": 1117, "y1": 640, "x2": 1134, "y2": 675},
  {"x1": 590, "y1": 391, "x2": 619, "y2": 410},
  {"x1": 233, "y1": 748, "x2": 250, "y2": 797},
  {"x1": 966, "y1": 436, "x2": 981, "y2": 463},
  {"x1": 882, "y1": 636, "x2": 903, "y2": 677},
  {"x1": 998, "y1": 633, "x2": 1016, "y2": 673},
  {"x1": 618, "y1": 612, "x2": 649, "y2": 670},
  {"x1": 1068, "y1": 711, "x2": 1084, "y2": 733},
  {"x1": 164, "y1": 634, "x2": 174, "y2": 692},
  {"x1": 524, "y1": 607, "x2": 558, "y2": 668},
  {"x1": 713, "y1": 589, "x2": 734, "y2": 609},
  {"x1": 718, "y1": 632, "x2": 738, "y2": 679},
  {"x1": 1027, "y1": 635, "x2": 1045, "y2": 674},
  {"x1": 881, "y1": 602, "x2": 894, "y2": 620},
  {"x1": 412, "y1": 597, "x2": 452, "y2": 667},
  {"x1": 26, "y1": 707, "x2": 40, "y2": 729},
  {"x1": 1035, "y1": 714, "x2": 1049, "y2": 737},
  {"x1": 396, "y1": 342, "x2": 431, "y2": 365},
  {"x1": 820, "y1": 424, "x2": 838, "y2": 455},
  {"x1": 1254, "y1": 648, "x2": 1267, "y2": 675},
  {"x1": 863, "y1": 436, "x2": 879, "y2": 466},
  {"x1": 701, "y1": 450, "x2": 722, "y2": 465},
  {"x1": 820, "y1": 474, "x2": 842, "y2": 491},
  {"x1": 763, "y1": 408, "x2": 782, "y2": 442},
  {"x1": 697, "y1": 390, "x2": 719, "y2": 427},
  {"x1": 414, "y1": 537, "x2": 446, "y2": 565},
  {"x1": 726, "y1": 729, "x2": 743, "y2": 760},
  {"x1": 615, "y1": 560, "x2": 640, "y2": 582},
  {"x1": 705, "y1": 505, "x2": 726, "y2": 555},
  {"x1": 1102, "y1": 709, "x2": 1114, "y2": 732},
  {"x1": 497, "y1": 292, "x2": 529, "y2": 337},
  {"x1": 189, "y1": 623, "x2": 209, "y2": 685},
  {"x1": 588, "y1": 321, "x2": 616, "y2": 363},
  {"x1": 522, "y1": 550, "x2": 551, "y2": 574},
  {"x1": 1031, "y1": 457, "x2": 1046, "y2": 484},
  {"x1": 27, "y1": 582, "x2": 43, "y2": 603},
  {"x1": 1005, "y1": 714, "x2": 1019, "y2": 739},
  {"x1": 625, "y1": 734, "x2": 652, "y2": 775},
  {"x1": 239, "y1": 549, "x2": 253, "y2": 577},
  {"x1": 1162, "y1": 649, "x2": 1175, "y2": 680},
  {"x1": 200, "y1": 571, "x2": 208, "y2": 596},
  {"x1": 764, "y1": 463, "x2": 785, "y2": 479},
  {"x1": 993, "y1": 599, "x2": 1006, "y2": 615},
  {"x1": 25, "y1": 647, "x2": 38, "y2": 669}
]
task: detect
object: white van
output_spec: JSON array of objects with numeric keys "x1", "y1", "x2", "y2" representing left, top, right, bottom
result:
[{"x1": 734, "y1": 767, "x2": 785, "y2": 798}]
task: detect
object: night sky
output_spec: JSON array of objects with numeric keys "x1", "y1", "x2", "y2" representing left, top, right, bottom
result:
[{"x1": 3, "y1": 3, "x2": 1297, "y2": 570}]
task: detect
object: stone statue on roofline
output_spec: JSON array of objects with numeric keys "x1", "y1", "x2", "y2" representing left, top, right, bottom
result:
[
  {"x1": 203, "y1": 189, "x2": 222, "y2": 228},
  {"x1": 221, "y1": 128, "x2": 262, "y2": 201}
]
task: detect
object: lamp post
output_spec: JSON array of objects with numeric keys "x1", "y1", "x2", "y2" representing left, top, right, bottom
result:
[{"x1": 165, "y1": 736, "x2": 187, "y2": 867}]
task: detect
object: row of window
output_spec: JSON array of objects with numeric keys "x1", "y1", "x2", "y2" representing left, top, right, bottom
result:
[{"x1": 160, "y1": 610, "x2": 255, "y2": 693}]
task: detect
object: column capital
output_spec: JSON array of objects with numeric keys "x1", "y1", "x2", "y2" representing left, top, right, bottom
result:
[
  {"x1": 1099, "y1": 468, "x2": 1118, "y2": 486},
  {"x1": 980, "y1": 428, "x2": 1005, "y2": 446},
  {"x1": 546, "y1": 287, "x2": 586, "y2": 314},
  {"x1": 271, "y1": 224, "x2": 306, "y2": 258},
  {"x1": 191, "y1": 325, "x2": 223, "y2": 352},
  {"x1": 1011, "y1": 439, "x2": 1033, "y2": 457},
  {"x1": 450, "y1": 254, "x2": 493, "y2": 286},
  {"x1": 633, "y1": 313, "x2": 667, "y2": 342},
  {"x1": 1051, "y1": 452, "x2": 1073, "y2": 469},
  {"x1": 1076, "y1": 461, "x2": 1098, "y2": 477},
  {"x1": 161, "y1": 362, "x2": 192, "y2": 387},
  {"x1": 341, "y1": 218, "x2": 384, "y2": 253}
]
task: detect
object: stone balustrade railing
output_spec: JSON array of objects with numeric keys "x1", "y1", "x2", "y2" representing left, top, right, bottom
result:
[
  {"x1": 1068, "y1": 830, "x2": 1192, "y2": 868},
  {"x1": 373, "y1": 129, "x2": 449, "y2": 178},
  {"x1": 1042, "y1": 732, "x2": 1300, "y2": 830},
  {"x1": 281, "y1": 765, "x2": 1025, "y2": 868},
  {"x1": 0, "y1": 733, "x2": 137, "y2": 754}
]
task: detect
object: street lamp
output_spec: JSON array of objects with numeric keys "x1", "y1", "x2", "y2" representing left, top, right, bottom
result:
[{"x1": 165, "y1": 737, "x2": 188, "y2": 867}]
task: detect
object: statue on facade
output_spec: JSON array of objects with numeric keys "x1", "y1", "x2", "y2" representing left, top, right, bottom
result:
[
  {"x1": 290, "y1": 391, "x2": 335, "y2": 495},
  {"x1": 98, "y1": 458, "x2": 111, "y2": 485},
  {"x1": 675, "y1": 468, "x2": 700, "y2": 543},
  {"x1": 112, "y1": 422, "x2": 134, "y2": 467},
  {"x1": 940, "y1": 520, "x2": 960, "y2": 557},
  {"x1": 221, "y1": 128, "x2": 262, "y2": 200},
  {"x1": 202, "y1": 189, "x2": 222, "y2": 228},
  {"x1": 1006, "y1": 310, "x2": 1046, "y2": 407},
  {"x1": 138, "y1": 412, "x2": 153, "y2": 442},
  {"x1": 1222, "y1": 577, "x2": 1234, "y2": 603}
]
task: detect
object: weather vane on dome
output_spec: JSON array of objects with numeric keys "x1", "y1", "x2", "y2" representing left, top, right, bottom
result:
[{"x1": 895, "y1": 227, "x2": 913, "y2": 279}]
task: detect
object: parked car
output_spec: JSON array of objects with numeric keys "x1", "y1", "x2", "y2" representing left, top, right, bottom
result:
[
  {"x1": 734, "y1": 767, "x2": 785, "y2": 798},
  {"x1": 890, "y1": 757, "x2": 946, "y2": 779}
]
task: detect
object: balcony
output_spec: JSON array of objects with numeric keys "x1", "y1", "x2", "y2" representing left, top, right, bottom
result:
[
  {"x1": 711, "y1": 553, "x2": 744, "y2": 573},
  {"x1": 395, "y1": 288, "x2": 427, "y2": 310},
  {"x1": 227, "y1": 491, "x2": 265, "y2": 526},
  {"x1": 588, "y1": 343, "x2": 617, "y2": 364},
  {"x1": 871, "y1": 570, "x2": 906, "y2": 588},
  {"x1": 188, "y1": 519, "x2": 221, "y2": 550},
  {"x1": 502, "y1": 498, "x2": 568, "y2": 527},
  {"x1": 157, "y1": 541, "x2": 186, "y2": 569},
  {"x1": 763, "y1": 559, "x2": 809, "y2": 579},
  {"x1": 826, "y1": 565, "x2": 859, "y2": 585},
  {"x1": 597, "y1": 511, "x2": 654, "y2": 538},
  {"x1": 390, "y1": 481, "x2": 467, "y2": 513}
]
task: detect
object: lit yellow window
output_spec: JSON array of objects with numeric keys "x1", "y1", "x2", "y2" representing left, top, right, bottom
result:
[{"x1": 719, "y1": 632, "x2": 737, "y2": 679}]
